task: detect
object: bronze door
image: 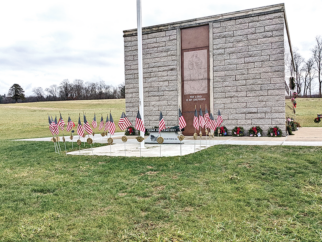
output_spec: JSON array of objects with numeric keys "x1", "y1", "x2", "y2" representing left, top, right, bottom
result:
[{"x1": 181, "y1": 25, "x2": 210, "y2": 136}]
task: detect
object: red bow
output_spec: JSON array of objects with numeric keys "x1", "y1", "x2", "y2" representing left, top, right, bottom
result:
[
  {"x1": 220, "y1": 126, "x2": 225, "y2": 134},
  {"x1": 252, "y1": 127, "x2": 257, "y2": 134},
  {"x1": 237, "y1": 127, "x2": 240, "y2": 134},
  {"x1": 294, "y1": 104, "x2": 297, "y2": 108},
  {"x1": 273, "y1": 127, "x2": 278, "y2": 136},
  {"x1": 129, "y1": 127, "x2": 133, "y2": 134}
]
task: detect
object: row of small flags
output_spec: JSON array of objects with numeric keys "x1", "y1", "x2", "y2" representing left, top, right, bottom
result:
[
  {"x1": 193, "y1": 106, "x2": 223, "y2": 131},
  {"x1": 48, "y1": 106, "x2": 223, "y2": 138}
]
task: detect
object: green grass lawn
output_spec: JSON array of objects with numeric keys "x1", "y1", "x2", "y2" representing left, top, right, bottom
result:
[
  {"x1": 0, "y1": 141, "x2": 322, "y2": 241},
  {"x1": 1, "y1": 99, "x2": 322, "y2": 241},
  {"x1": 285, "y1": 98, "x2": 322, "y2": 127},
  {"x1": 0, "y1": 99, "x2": 125, "y2": 140}
]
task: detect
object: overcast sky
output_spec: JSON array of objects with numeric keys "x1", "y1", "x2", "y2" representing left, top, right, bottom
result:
[{"x1": 0, "y1": 0, "x2": 320, "y2": 96}]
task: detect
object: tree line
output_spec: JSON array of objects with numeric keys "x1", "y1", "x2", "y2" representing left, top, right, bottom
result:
[
  {"x1": 1, "y1": 79, "x2": 125, "y2": 104},
  {"x1": 291, "y1": 36, "x2": 322, "y2": 96}
]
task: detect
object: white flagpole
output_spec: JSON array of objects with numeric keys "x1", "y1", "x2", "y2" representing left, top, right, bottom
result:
[{"x1": 137, "y1": 0, "x2": 145, "y2": 149}]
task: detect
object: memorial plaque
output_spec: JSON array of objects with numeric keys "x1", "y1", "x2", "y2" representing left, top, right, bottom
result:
[{"x1": 181, "y1": 25, "x2": 210, "y2": 136}]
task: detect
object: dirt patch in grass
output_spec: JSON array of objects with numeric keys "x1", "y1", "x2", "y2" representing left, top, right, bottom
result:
[{"x1": 146, "y1": 171, "x2": 158, "y2": 175}]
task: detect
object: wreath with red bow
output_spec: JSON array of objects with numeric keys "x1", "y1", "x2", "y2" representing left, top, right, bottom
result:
[
  {"x1": 214, "y1": 126, "x2": 228, "y2": 136},
  {"x1": 232, "y1": 126, "x2": 244, "y2": 136},
  {"x1": 248, "y1": 126, "x2": 263, "y2": 137},
  {"x1": 267, "y1": 126, "x2": 283, "y2": 137},
  {"x1": 125, "y1": 126, "x2": 137, "y2": 136}
]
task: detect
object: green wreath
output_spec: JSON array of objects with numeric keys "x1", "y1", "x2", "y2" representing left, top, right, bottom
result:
[
  {"x1": 248, "y1": 126, "x2": 263, "y2": 137},
  {"x1": 232, "y1": 126, "x2": 244, "y2": 136},
  {"x1": 267, "y1": 126, "x2": 283, "y2": 137},
  {"x1": 287, "y1": 125, "x2": 294, "y2": 135},
  {"x1": 314, "y1": 117, "x2": 321, "y2": 123},
  {"x1": 125, "y1": 126, "x2": 137, "y2": 135},
  {"x1": 214, "y1": 126, "x2": 228, "y2": 136}
]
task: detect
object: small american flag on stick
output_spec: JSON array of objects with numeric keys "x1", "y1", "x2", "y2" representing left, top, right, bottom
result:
[
  {"x1": 209, "y1": 113, "x2": 217, "y2": 131},
  {"x1": 99, "y1": 115, "x2": 104, "y2": 131},
  {"x1": 92, "y1": 113, "x2": 97, "y2": 129},
  {"x1": 109, "y1": 113, "x2": 116, "y2": 135},
  {"x1": 77, "y1": 116, "x2": 84, "y2": 137},
  {"x1": 124, "y1": 113, "x2": 132, "y2": 129},
  {"x1": 159, "y1": 111, "x2": 166, "y2": 133},
  {"x1": 135, "y1": 110, "x2": 145, "y2": 133},
  {"x1": 217, "y1": 110, "x2": 223, "y2": 127},
  {"x1": 104, "y1": 115, "x2": 110, "y2": 132},
  {"x1": 84, "y1": 114, "x2": 93, "y2": 135},
  {"x1": 193, "y1": 107, "x2": 199, "y2": 131},
  {"x1": 204, "y1": 107, "x2": 210, "y2": 129},
  {"x1": 58, "y1": 113, "x2": 65, "y2": 131},
  {"x1": 66, "y1": 115, "x2": 74, "y2": 132},
  {"x1": 178, "y1": 108, "x2": 186, "y2": 130},
  {"x1": 199, "y1": 107, "x2": 205, "y2": 129},
  {"x1": 118, "y1": 112, "x2": 125, "y2": 131},
  {"x1": 54, "y1": 116, "x2": 59, "y2": 135},
  {"x1": 48, "y1": 116, "x2": 56, "y2": 136}
]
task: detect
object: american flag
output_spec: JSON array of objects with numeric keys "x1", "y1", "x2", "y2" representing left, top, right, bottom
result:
[
  {"x1": 54, "y1": 116, "x2": 59, "y2": 135},
  {"x1": 99, "y1": 115, "x2": 104, "y2": 131},
  {"x1": 109, "y1": 113, "x2": 116, "y2": 135},
  {"x1": 159, "y1": 111, "x2": 166, "y2": 133},
  {"x1": 48, "y1": 116, "x2": 56, "y2": 136},
  {"x1": 135, "y1": 110, "x2": 145, "y2": 133},
  {"x1": 58, "y1": 113, "x2": 65, "y2": 130},
  {"x1": 92, "y1": 114, "x2": 97, "y2": 129},
  {"x1": 199, "y1": 107, "x2": 205, "y2": 129},
  {"x1": 104, "y1": 115, "x2": 110, "y2": 132},
  {"x1": 77, "y1": 116, "x2": 85, "y2": 137},
  {"x1": 66, "y1": 116, "x2": 74, "y2": 132},
  {"x1": 83, "y1": 114, "x2": 93, "y2": 135},
  {"x1": 217, "y1": 110, "x2": 223, "y2": 127},
  {"x1": 204, "y1": 107, "x2": 210, "y2": 129},
  {"x1": 118, "y1": 112, "x2": 125, "y2": 131},
  {"x1": 124, "y1": 113, "x2": 132, "y2": 129},
  {"x1": 209, "y1": 113, "x2": 217, "y2": 131},
  {"x1": 193, "y1": 108, "x2": 199, "y2": 131},
  {"x1": 178, "y1": 108, "x2": 186, "y2": 130}
]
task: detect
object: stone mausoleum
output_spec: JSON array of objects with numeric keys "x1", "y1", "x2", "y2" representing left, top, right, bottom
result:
[{"x1": 123, "y1": 4, "x2": 295, "y2": 136}]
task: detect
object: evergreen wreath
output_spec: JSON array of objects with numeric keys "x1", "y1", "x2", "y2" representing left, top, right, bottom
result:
[
  {"x1": 267, "y1": 126, "x2": 283, "y2": 137},
  {"x1": 314, "y1": 117, "x2": 321, "y2": 123},
  {"x1": 289, "y1": 77, "x2": 296, "y2": 90},
  {"x1": 248, "y1": 126, "x2": 263, "y2": 137},
  {"x1": 287, "y1": 125, "x2": 294, "y2": 135},
  {"x1": 232, "y1": 126, "x2": 244, "y2": 136},
  {"x1": 214, "y1": 126, "x2": 228, "y2": 136},
  {"x1": 125, "y1": 126, "x2": 136, "y2": 135}
]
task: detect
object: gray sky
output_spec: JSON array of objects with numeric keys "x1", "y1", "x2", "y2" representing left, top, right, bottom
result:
[{"x1": 0, "y1": 0, "x2": 320, "y2": 96}]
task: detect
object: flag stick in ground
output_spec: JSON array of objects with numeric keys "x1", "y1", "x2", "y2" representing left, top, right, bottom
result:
[
  {"x1": 193, "y1": 105, "x2": 199, "y2": 152},
  {"x1": 159, "y1": 111, "x2": 166, "y2": 157},
  {"x1": 178, "y1": 107, "x2": 186, "y2": 157}
]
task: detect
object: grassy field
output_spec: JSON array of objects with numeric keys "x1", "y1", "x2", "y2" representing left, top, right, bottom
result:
[
  {"x1": 1, "y1": 141, "x2": 321, "y2": 241},
  {"x1": 0, "y1": 99, "x2": 125, "y2": 140},
  {"x1": 285, "y1": 98, "x2": 322, "y2": 127},
  {"x1": 1, "y1": 99, "x2": 322, "y2": 241}
]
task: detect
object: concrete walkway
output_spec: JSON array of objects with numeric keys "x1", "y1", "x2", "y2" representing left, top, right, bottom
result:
[{"x1": 16, "y1": 127, "x2": 322, "y2": 157}]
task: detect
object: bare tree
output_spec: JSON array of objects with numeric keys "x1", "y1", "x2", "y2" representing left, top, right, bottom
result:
[
  {"x1": 312, "y1": 36, "x2": 322, "y2": 96},
  {"x1": 302, "y1": 58, "x2": 316, "y2": 96},
  {"x1": 32, "y1": 87, "x2": 45, "y2": 101},
  {"x1": 59, "y1": 79, "x2": 71, "y2": 100},
  {"x1": 292, "y1": 50, "x2": 304, "y2": 94},
  {"x1": 45, "y1": 85, "x2": 58, "y2": 100}
]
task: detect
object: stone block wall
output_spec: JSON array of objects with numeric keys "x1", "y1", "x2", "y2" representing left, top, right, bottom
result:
[
  {"x1": 212, "y1": 12, "x2": 286, "y2": 135},
  {"x1": 124, "y1": 4, "x2": 290, "y2": 136},
  {"x1": 124, "y1": 30, "x2": 178, "y2": 128}
]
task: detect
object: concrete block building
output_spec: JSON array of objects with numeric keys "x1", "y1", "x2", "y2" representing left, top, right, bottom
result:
[{"x1": 123, "y1": 3, "x2": 295, "y2": 136}]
